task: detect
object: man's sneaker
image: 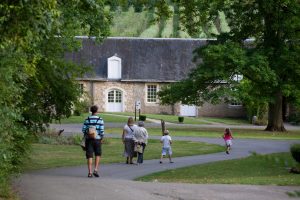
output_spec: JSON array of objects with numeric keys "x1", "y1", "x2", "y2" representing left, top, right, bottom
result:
[{"x1": 93, "y1": 170, "x2": 99, "y2": 177}]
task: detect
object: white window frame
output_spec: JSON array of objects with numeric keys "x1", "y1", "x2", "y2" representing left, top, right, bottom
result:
[
  {"x1": 108, "y1": 89, "x2": 122, "y2": 103},
  {"x1": 107, "y1": 55, "x2": 122, "y2": 79},
  {"x1": 229, "y1": 101, "x2": 242, "y2": 107},
  {"x1": 146, "y1": 84, "x2": 158, "y2": 103}
]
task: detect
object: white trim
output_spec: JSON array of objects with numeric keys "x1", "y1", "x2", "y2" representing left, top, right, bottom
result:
[
  {"x1": 104, "y1": 87, "x2": 126, "y2": 112},
  {"x1": 107, "y1": 55, "x2": 122, "y2": 79},
  {"x1": 145, "y1": 84, "x2": 159, "y2": 104}
]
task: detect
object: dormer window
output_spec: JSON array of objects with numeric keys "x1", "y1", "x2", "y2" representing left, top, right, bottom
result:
[{"x1": 107, "y1": 54, "x2": 121, "y2": 79}]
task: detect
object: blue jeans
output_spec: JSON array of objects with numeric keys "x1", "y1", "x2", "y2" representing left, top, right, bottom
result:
[{"x1": 137, "y1": 143, "x2": 146, "y2": 163}]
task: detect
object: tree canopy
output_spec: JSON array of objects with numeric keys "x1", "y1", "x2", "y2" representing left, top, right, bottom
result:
[
  {"x1": 158, "y1": 0, "x2": 300, "y2": 131},
  {"x1": 0, "y1": 0, "x2": 111, "y2": 196}
]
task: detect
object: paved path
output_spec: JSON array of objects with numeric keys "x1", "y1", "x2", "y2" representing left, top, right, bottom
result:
[{"x1": 14, "y1": 122, "x2": 300, "y2": 200}]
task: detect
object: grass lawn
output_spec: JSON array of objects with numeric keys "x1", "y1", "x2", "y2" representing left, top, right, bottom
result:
[
  {"x1": 56, "y1": 113, "x2": 130, "y2": 124},
  {"x1": 136, "y1": 152, "x2": 300, "y2": 186},
  {"x1": 108, "y1": 112, "x2": 249, "y2": 125},
  {"x1": 105, "y1": 127, "x2": 300, "y2": 140},
  {"x1": 56, "y1": 112, "x2": 250, "y2": 125},
  {"x1": 24, "y1": 138, "x2": 223, "y2": 171},
  {"x1": 201, "y1": 117, "x2": 249, "y2": 125}
]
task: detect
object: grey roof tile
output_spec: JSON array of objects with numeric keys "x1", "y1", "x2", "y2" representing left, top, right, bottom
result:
[{"x1": 66, "y1": 37, "x2": 208, "y2": 82}]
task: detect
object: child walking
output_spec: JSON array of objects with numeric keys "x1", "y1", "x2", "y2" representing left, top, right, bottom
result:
[
  {"x1": 223, "y1": 128, "x2": 233, "y2": 154},
  {"x1": 160, "y1": 130, "x2": 174, "y2": 163}
]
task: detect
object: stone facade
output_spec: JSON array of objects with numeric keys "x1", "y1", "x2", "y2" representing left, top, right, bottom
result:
[
  {"x1": 80, "y1": 81, "x2": 175, "y2": 114},
  {"x1": 198, "y1": 103, "x2": 246, "y2": 118}
]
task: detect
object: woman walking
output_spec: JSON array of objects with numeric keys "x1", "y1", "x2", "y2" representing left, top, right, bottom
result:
[{"x1": 122, "y1": 117, "x2": 137, "y2": 164}]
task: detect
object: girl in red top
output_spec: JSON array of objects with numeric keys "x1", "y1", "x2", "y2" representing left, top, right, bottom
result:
[{"x1": 223, "y1": 128, "x2": 233, "y2": 154}]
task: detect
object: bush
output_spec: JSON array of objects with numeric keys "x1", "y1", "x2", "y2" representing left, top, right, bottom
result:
[
  {"x1": 288, "y1": 113, "x2": 300, "y2": 125},
  {"x1": 139, "y1": 115, "x2": 146, "y2": 121},
  {"x1": 291, "y1": 144, "x2": 300, "y2": 163},
  {"x1": 178, "y1": 116, "x2": 184, "y2": 123},
  {"x1": 73, "y1": 109, "x2": 81, "y2": 116},
  {"x1": 73, "y1": 98, "x2": 90, "y2": 116}
]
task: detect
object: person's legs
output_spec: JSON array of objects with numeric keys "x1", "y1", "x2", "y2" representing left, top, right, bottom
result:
[
  {"x1": 86, "y1": 139, "x2": 94, "y2": 177},
  {"x1": 129, "y1": 156, "x2": 133, "y2": 164},
  {"x1": 226, "y1": 145, "x2": 230, "y2": 154},
  {"x1": 168, "y1": 148, "x2": 173, "y2": 163},
  {"x1": 87, "y1": 158, "x2": 93, "y2": 174},
  {"x1": 160, "y1": 147, "x2": 166, "y2": 163},
  {"x1": 94, "y1": 156, "x2": 101, "y2": 171},
  {"x1": 93, "y1": 140, "x2": 101, "y2": 177}
]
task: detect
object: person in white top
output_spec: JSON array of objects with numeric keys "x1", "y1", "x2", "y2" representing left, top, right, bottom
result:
[
  {"x1": 159, "y1": 130, "x2": 174, "y2": 164},
  {"x1": 133, "y1": 121, "x2": 149, "y2": 164},
  {"x1": 122, "y1": 117, "x2": 138, "y2": 164}
]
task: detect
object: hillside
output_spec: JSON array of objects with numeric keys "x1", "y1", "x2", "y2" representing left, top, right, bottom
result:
[{"x1": 109, "y1": 7, "x2": 229, "y2": 38}]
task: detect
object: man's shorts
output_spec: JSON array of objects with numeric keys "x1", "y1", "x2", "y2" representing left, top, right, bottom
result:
[
  {"x1": 161, "y1": 147, "x2": 172, "y2": 156},
  {"x1": 85, "y1": 139, "x2": 102, "y2": 159}
]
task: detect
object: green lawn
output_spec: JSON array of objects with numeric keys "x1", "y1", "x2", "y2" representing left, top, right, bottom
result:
[
  {"x1": 56, "y1": 112, "x2": 250, "y2": 125},
  {"x1": 136, "y1": 152, "x2": 300, "y2": 186},
  {"x1": 201, "y1": 117, "x2": 249, "y2": 125},
  {"x1": 24, "y1": 138, "x2": 223, "y2": 171},
  {"x1": 56, "y1": 113, "x2": 130, "y2": 124},
  {"x1": 105, "y1": 127, "x2": 300, "y2": 140}
]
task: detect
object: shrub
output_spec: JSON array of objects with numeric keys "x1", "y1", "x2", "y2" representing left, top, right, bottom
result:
[
  {"x1": 178, "y1": 116, "x2": 184, "y2": 123},
  {"x1": 139, "y1": 115, "x2": 146, "y2": 121},
  {"x1": 288, "y1": 113, "x2": 300, "y2": 125},
  {"x1": 73, "y1": 98, "x2": 90, "y2": 116},
  {"x1": 290, "y1": 144, "x2": 300, "y2": 163},
  {"x1": 73, "y1": 109, "x2": 81, "y2": 116}
]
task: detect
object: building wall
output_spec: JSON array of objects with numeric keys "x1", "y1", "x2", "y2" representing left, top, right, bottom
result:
[
  {"x1": 80, "y1": 80, "x2": 246, "y2": 118},
  {"x1": 80, "y1": 81, "x2": 175, "y2": 114},
  {"x1": 198, "y1": 102, "x2": 246, "y2": 118}
]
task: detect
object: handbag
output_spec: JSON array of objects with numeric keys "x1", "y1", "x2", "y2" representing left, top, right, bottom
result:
[{"x1": 134, "y1": 144, "x2": 143, "y2": 153}]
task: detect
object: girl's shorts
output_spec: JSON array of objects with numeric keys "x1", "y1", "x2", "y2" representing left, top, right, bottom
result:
[
  {"x1": 225, "y1": 140, "x2": 232, "y2": 147},
  {"x1": 162, "y1": 147, "x2": 172, "y2": 156}
]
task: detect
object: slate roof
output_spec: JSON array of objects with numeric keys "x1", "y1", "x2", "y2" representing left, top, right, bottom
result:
[{"x1": 66, "y1": 37, "x2": 209, "y2": 82}]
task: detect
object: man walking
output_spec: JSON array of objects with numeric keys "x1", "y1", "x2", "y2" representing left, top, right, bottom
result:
[{"x1": 82, "y1": 105, "x2": 104, "y2": 178}]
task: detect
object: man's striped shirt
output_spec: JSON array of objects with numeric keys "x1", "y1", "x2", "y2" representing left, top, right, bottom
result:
[{"x1": 82, "y1": 115, "x2": 104, "y2": 139}]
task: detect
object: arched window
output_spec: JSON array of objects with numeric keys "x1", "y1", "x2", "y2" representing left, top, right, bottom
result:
[{"x1": 108, "y1": 90, "x2": 122, "y2": 103}]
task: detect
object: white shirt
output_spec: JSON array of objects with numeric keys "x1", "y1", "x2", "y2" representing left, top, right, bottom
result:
[
  {"x1": 161, "y1": 135, "x2": 172, "y2": 148},
  {"x1": 133, "y1": 127, "x2": 149, "y2": 144},
  {"x1": 123, "y1": 124, "x2": 137, "y2": 139}
]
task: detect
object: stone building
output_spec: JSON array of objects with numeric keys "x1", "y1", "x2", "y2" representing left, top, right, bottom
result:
[{"x1": 65, "y1": 37, "x2": 246, "y2": 118}]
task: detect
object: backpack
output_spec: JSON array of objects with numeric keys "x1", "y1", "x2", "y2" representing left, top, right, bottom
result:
[{"x1": 87, "y1": 117, "x2": 99, "y2": 139}]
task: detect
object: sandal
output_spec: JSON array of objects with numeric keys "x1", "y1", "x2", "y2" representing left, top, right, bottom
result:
[
  {"x1": 93, "y1": 170, "x2": 99, "y2": 177},
  {"x1": 88, "y1": 173, "x2": 92, "y2": 178}
]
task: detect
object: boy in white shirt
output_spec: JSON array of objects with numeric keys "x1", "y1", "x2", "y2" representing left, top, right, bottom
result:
[{"x1": 159, "y1": 130, "x2": 174, "y2": 164}]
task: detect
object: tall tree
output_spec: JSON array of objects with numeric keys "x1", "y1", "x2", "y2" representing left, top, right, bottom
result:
[
  {"x1": 158, "y1": 0, "x2": 300, "y2": 131},
  {"x1": 0, "y1": 0, "x2": 111, "y2": 195}
]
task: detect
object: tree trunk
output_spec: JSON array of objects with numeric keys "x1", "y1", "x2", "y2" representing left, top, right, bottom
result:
[
  {"x1": 265, "y1": 91, "x2": 286, "y2": 131},
  {"x1": 161, "y1": 119, "x2": 166, "y2": 136}
]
